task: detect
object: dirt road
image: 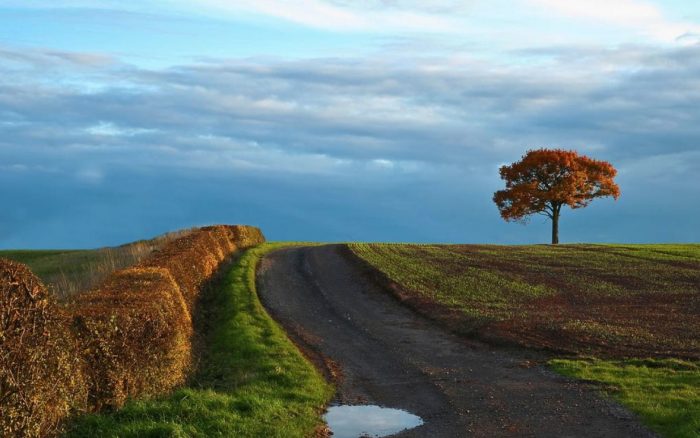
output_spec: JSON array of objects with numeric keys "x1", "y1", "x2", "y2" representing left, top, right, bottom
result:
[{"x1": 257, "y1": 245, "x2": 655, "y2": 437}]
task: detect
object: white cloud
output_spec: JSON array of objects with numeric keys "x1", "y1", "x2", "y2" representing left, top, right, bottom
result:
[
  {"x1": 676, "y1": 32, "x2": 700, "y2": 45},
  {"x1": 528, "y1": 0, "x2": 700, "y2": 42},
  {"x1": 85, "y1": 121, "x2": 156, "y2": 137},
  {"x1": 182, "y1": 0, "x2": 462, "y2": 33},
  {"x1": 76, "y1": 168, "x2": 104, "y2": 184},
  {"x1": 371, "y1": 158, "x2": 394, "y2": 169}
]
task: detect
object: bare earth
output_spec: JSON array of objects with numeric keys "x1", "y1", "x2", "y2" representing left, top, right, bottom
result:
[{"x1": 257, "y1": 245, "x2": 656, "y2": 437}]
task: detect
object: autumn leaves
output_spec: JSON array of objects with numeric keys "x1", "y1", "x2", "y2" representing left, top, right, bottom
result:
[{"x1": 493, "y1": 149, "x2": 620, "y2": 244}]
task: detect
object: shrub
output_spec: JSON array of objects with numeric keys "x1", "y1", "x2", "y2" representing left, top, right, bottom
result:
[
  {"x1": 0, "y1": 259, "x2": 86, "y2": 437},
  {"x1": 71, "y1": 268, "x2": 191, "y2": 410}
]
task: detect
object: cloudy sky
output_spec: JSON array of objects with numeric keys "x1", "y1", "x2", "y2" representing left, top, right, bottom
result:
[{"x1": 2, "y1": 0, "x2": 699, "y2": 248}]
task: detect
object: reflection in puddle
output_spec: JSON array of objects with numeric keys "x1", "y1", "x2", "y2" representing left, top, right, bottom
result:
[{"x1": 324, "y1": 405, "x2": 424, "y2": 438}]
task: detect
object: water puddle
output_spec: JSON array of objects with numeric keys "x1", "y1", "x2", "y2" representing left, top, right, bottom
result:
[{"x1": 324, "y1": 405, "x2": 424, "y2": 438}]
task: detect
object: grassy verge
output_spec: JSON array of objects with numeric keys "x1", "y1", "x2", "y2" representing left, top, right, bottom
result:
[
  {"x1": 550, "y1": 359, "x2": 700, "y2": 438},
  {"x1": 349, "y1": 243, "x2": 700, "y2": 437},
  {"x1": 65, "y1": 243, "x2": 333, "y2": 437}
]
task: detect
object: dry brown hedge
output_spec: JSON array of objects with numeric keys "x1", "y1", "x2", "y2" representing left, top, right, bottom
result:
[
  {"x1": 71, "y1": 267, "x2": 192, "y2": 410},
  {"x1": 0, "y1": 259, "x2": 86, "y2": 438},
  {"x1": 0, "y1": 225, "x2": 264, "y2": 437}
]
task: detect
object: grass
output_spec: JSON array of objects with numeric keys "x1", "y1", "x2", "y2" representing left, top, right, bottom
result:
[
  {"x1": 550, "y1": 359, "x2": 700, "y2": 438},
  {"x1": 350, "y1": 243, "x2": 552, "y2": 320},
  {"x1": 350, "y1": 242, "x2": 700, "y2": 437},
  {"x1": 0, "y1": 230, "x2": 191, "y2": 300},
  {"x1": 349, "y1": 243, "x2": 700, "y2": 358},
  {"x1": 0, "y1": 249, "x2": 100, "y2": 286},
  {"x1": 64, "y1": 242, "x2": 333, "y2": 437}
]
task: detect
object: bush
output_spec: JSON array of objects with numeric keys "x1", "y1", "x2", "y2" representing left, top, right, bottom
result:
[
  {"x1": 72, "y1": 268, "x2": 191, "y2": 410},
  {"x1": 0, "y1": 259, "x2": 86, "y2": 437}
]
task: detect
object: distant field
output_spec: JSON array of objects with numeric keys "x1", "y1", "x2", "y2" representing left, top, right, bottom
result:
[
  {"x1": 349, "y1": 243, "x2": 700, "y2": 437},
  {"x1": 349, "y1": 243, "x2": 700, "y2": 359},
  {"x1": 0, "y1": 250, "x2": 101, "y2": 297},
  {"x1": 0, "y1": 230, "x2": 191, "y2": 300}
]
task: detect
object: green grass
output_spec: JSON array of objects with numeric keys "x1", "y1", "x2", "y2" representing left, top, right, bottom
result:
[
  {"x1": 350, "y1": 243, "x2": 554, "y2": 321},
  {"x1": 64, "y1": 243, "x2": 334, "y2": 437},
  {"x1": 350, "y1": 243, "x2": 700, "y2": 304},
  {"x1": 550, "y1": 359, "x2": 700, "y2": 438},
  {"x1": 0, "y1": 249, "x2": 100, "y2": 281}
]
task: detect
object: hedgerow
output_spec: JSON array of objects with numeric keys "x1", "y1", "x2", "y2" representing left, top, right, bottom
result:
[{"x1": 0, "y1": 225, "x2": 264, "y2": 437}]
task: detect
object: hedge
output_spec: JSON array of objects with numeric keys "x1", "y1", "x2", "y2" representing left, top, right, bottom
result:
[{"x1": 0, "y1": 225, "x2": 265, "y2": 437}]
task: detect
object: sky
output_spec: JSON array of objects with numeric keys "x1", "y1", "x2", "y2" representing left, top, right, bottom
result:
[{"x1": 1, "y1": 0, "x2": 699, "y2": 248}]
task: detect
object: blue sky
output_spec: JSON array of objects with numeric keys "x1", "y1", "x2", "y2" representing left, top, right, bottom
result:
[{"x1": 1, "y1": 0, "x2": 699, "y2": 247}]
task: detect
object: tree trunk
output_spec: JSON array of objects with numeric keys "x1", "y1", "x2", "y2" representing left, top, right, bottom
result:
[{"x1": 551, "y1": 207, "x2": 560, "y2": 244}]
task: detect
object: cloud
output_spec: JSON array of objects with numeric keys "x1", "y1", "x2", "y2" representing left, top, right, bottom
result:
[
  {"x1": 1, "y1": 42, "x2": 699, "y2": 246},
  {"x1": 76, "y1": 167, "x2": 104, "y2": 184},
  {"x1": 159, "y1": 0, "x2": 700, "y2": 48},
  {"x1": 676, "y1": 32, "x2": 700, "y2": 45},
  {"x1": 528, "y1": 0, "x2": 700, "y2": 42},
  {"x1": 3, "y1": 43, "x2": 700, "y2": 172},
  {"x1": 0, "y1": 46, "x2": 116, "y2": 70},
  {"x1": 176, "y1": 0, "x2": 464, "y2": 33}
]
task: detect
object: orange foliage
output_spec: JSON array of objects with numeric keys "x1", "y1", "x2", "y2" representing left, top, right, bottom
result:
[{"x1": 493, "y1": 149, "x2": 620, "y2": 243}]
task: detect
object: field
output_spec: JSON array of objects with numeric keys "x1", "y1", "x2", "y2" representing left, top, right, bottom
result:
[
  {"x1": 349, "y1": 243, "x2": 700, "y2": 358},
  {"x1": 66, "y1": 243, "x2": 333, "y2": 437},
  {"x1": 349, "y1": 243, "x2": 700, "y2": 437},
  {"x1": 0, "y1": 230, "x2": 190, "y2": 300}
]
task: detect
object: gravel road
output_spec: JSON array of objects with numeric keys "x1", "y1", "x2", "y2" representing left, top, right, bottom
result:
[{"x1": 257, "y1": 244, "x2": 655, "y2": 437}]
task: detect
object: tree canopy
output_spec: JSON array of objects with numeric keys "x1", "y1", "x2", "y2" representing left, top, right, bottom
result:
[{"x1": 493, "y1": 149, "x2": 620, "y2": 244}]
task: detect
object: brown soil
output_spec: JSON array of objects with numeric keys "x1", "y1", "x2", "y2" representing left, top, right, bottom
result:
[
  {"x1": 486, "y1": 291, "x2": 699, "y2": 359},
  {"x1": 358, "y1": 244, "x2": 699, "y2": 359},
  {"x1": 257, "y1": 245, "x2": 656, "y2": 437}
]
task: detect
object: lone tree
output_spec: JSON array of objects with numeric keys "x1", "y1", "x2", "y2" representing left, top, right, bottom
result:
[{"x1": 493, "y1": 148, "x2": 620, "y2": 244}]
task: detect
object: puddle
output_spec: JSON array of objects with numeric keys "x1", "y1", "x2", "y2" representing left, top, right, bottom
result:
[{"x1": 324, "y1": 405, "x2": 424, "y2": 438}]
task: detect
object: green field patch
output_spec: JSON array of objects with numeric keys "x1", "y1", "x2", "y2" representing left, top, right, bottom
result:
[
  {"x1": 351, "y1": 243, "x2": 554, "y2": 321},
  {"x1": 550, "y1": 358, "x2": 700, "y2": 438},
  {"x1": 0, "y1": 249, "x2": 99, "y2": 280}
]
